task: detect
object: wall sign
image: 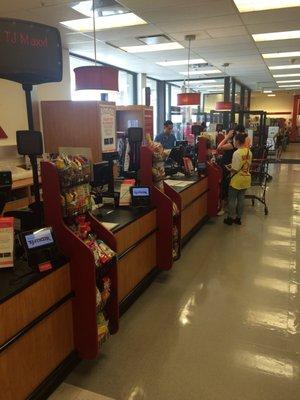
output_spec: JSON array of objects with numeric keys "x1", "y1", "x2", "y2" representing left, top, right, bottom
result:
[
  {"x1": 0, "y1": 18, "x2": 62, "y2": 85},
  {"x1": 100, "y1": 105, "x2": 116, "y2": 153}
]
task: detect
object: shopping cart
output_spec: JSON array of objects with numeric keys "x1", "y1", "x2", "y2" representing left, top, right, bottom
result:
[{"x1": 246, "y1": 146, "x2": 270, "y2": 215}]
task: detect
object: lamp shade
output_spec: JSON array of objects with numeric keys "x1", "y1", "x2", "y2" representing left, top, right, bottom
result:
[
  {"x1": 215, "y1": 101, "x2": 232, "y2": 111},
  {"x1": 177, "y1": 92, "x2": 200, "y2": 106},
  {"x1": 74, "y1": 66, "x2": 119, "y2": 91}
]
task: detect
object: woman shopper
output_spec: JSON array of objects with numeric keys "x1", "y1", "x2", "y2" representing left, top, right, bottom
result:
[
  {"x1": 217, "y1": 129, "x2": 236, "y2": 216},
  {"x1": 224, "y1": 133, "x2": 252, "y2": 226}
]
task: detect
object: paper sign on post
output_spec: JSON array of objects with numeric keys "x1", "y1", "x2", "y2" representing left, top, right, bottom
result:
[{"x1": 0, "y1": 217, "x2": 14, "y2": 268}]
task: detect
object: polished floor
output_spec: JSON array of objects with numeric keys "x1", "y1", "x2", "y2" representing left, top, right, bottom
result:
[{"x1": 54, "y1": 148, "x2": 300, "y2": 400}]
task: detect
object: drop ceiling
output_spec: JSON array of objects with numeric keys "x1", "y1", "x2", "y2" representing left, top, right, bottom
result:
[{"x1": 1, "y1": 0, "x2": 300, "y2": 89}]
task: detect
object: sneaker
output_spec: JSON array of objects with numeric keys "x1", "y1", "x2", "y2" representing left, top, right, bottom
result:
[
  {"x1": 217, "y1": 209, "x2": 225, "y2": 216},
  {"x1": 223, "y1": 217, "x2": 233, "y2": 225},
  {"x1": 234, "y1": 218, "x2": 242, "y2": 225}
]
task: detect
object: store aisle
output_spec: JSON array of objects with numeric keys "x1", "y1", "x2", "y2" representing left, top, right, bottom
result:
[{"x1": 61, "y1": 163, "x2": 299, "y2": 400}]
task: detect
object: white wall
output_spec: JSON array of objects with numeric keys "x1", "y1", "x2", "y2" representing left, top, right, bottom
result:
[
  {"x1": 251, "y1": 91, "x2": 294, "y2": 114},
  {"x1": 0, "y1": 49, "x2": 71, "y2": 151}
]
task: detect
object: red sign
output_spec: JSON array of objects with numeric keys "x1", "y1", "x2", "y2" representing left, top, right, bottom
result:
[
  {"x1": 144, "y1": 109, "x2": 153, "y2": 138},
  {"x1": 0, "y1": 125, "x2": 7, "y2": 139}
]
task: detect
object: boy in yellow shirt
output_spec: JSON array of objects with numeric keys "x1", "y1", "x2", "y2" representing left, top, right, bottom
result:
[{"x1": 224, "y1": 133, "x2": 252, "y2": 225}]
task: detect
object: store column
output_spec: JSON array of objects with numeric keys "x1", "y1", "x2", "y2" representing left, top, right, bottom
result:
[
  {"x1": 223, "y1": 77, "x2": 231, "y2": 129},
  {"x1": 137, "y1": 73, "x2": 147, "y2": 105},
  {"x1": 157, "y1": 81, "x2": 166, "y2": 134}
]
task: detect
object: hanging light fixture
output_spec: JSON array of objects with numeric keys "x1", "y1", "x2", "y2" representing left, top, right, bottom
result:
[
  {"x1": 177, "y1": 35, "x2": 200, "y2": 106},
  {"x1": 74, "y1": 0, "x2": 119, "y2": 91}
]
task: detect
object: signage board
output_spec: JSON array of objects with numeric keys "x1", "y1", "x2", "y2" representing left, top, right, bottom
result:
[{"x1": 0, "y1": 18, "x2": 62, "y2": 85}]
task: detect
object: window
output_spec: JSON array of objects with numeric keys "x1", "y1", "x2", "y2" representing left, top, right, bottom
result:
[
  {"x1": 70, "y1": 55, "x2": 135, "y2": 105},
  {"x1": 146, "y1": 78, "x2": 158, "y2": 135}
]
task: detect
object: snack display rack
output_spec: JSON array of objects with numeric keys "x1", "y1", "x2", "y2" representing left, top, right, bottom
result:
[
  {"x1": 140, "y1": 146, "x2": 181, "y2": 265},
  {"x1": 41, "y1": 158, "x2": 119, "y2": 360}
]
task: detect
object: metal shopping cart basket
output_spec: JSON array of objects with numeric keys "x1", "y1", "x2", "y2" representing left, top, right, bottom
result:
[{"x1": 245, "y1": 148, "x2": 270, "y2": 215}]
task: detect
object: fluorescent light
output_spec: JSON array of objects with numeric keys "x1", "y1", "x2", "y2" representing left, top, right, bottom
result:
[
  {"x1": 268, "y1": 94, "x2": 276, "y2": 96},
  {"x1": 198, "y1": 84, "x2": 224, "y2": 88},
  {"x1": 253, "y1": 30, "x2": 300, "y2": 42},
  {"x1": 234, "y1": 0, "x2": 300, "y2": 12},
  {"x1": 188, "y1": 80, "x2": 217, "y2": 84},
  {"x1": 180, "y1": 69, "x2": 221, "y2": 75},
  {"x1": 156, "y1": 58, "x2": 206, "y2": 66},
  {"x1": 273, "y1": 73, "x2": 300, "y2": 77},
  {"x1": 269, "y1": 64, "x2": 300, "y2": 70},
  {"x1": 279, "y1": 84, "x2": 300, "y2": 87},
  {"x1": 263, "y1": 90, "x2": 273, "y2": 93},
  {"x1": 277, "y1": 79, "x2": 300, "y2": 83},
  {"x1": 263, "y1": 51, "x2": 300, "y2": 59},
  {"x1": 60, "y1": 13, "x2": 147, "y2": 31},
  {"x1": 121, "y1": 42, "x2": 183, "y2": 53}
]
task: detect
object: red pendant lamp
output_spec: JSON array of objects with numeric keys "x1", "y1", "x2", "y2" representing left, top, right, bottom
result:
[
  {"x1": 177, "y1": 35, "x2": 200, "y2": 107},
  {"x1": 74, "y1": 0, "x2": 119, "y2": 92},
  {"x1": 215, "y1": 101, "x2": 232, "y2": 111},
  {"x1": 177, "y1": 92, "x2": 200, "y2": 106}
]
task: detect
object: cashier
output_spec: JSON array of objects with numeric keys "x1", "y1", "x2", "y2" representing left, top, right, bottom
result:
[{"x1": 155, "y1": 120, "x2": 176, "y2": 149}]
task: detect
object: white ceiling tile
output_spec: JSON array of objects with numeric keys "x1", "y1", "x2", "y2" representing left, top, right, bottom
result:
[
  {"x1": 206, "y1": 26, "x2": 248, "y2": 38},
  {"x1": 241, "y1": 7, "x2": 300, "y2": 25}
]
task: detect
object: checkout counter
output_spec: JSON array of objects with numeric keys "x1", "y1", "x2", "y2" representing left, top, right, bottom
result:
[
  {"x1": 165, "y1": 175, "x2": 208, "y2": 244},
  {"x1": 0, "y1": 259, "x2": 74, "y2": 400},
  {"x1": 0, "y1": 171, "x2": 75, "y2": 400},
  {"x1": 93, "y1": 205, "x2": 158, "y2": 313}
]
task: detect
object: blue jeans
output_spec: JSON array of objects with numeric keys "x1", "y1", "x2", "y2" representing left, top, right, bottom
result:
[{"x1": 228, "y1": 187, "x2": 247, "y2": 219}]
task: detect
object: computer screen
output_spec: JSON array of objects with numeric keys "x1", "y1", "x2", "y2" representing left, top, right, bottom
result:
[
  {"x1": 92, "y1": 162, "x2": 110, "y2": 187},
  {"x1": 168, "y1": 146, "x2": 184, "y2": 164}
]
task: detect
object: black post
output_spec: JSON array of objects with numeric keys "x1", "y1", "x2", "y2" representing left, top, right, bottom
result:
[{"x1": 22, "y1": 84, "x2": 41, "y2": 206}]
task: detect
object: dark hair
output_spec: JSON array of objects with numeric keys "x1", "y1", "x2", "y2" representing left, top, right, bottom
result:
[
  {"x1": 164, "y1": 120, "x2": 173, "y2": 127},
  {"x1": 236, "y1": 124, "x2": 245, "y2": 133},
  {"x1": 234, "y1": 133, "x2": 246, "y2": 144}
]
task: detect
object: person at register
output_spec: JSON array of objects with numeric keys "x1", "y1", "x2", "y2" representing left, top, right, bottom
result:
[{"x1": 155, "y1": 120, "x2": 176, "y2": 149}]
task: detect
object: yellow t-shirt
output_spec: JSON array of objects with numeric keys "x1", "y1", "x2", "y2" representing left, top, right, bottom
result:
[{"x1": 230, "y1": 148, "x2": 252, "y2": 190}]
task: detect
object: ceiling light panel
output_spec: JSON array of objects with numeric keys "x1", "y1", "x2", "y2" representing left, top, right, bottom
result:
[
  {"x1": 277, "y1": 79, "x2": 300, "y2": 83},
  {"x1": 72, "y1": 0, "x2": 126, "y2": 17},
  {"x1": 263, "y1": 51, "x2": 300, "y2": 59},
  {"x1": 234, "y1": 0, "x2": 300, "y2": 12},
  {"x1": 180, "y1": 69, "x2": 221, "y2": 75},
  {"x1": 269, "y1": 64, "x2": 300, "y2": 70},
  {"x1": 279, "y1": 84, "x2": 300, "y2": 87},
  {"x1": 263, "y1": 90, "x2": 273, "y2": 93},
  {"x1": 273, "y1": 73, "x2": 300, "y2": 77},
  {"x1": 121, "y1": 42, "x2": 183, "y2": 53},
  {"x1": 156, "y1": 58, "x2": 206, "y2": 66},
  {"x1": 60, "y1": 13, "x2": 147, "y2": 32},
  {"x1": 253, "y1": 30, "x2": 300, "y2": 42}
]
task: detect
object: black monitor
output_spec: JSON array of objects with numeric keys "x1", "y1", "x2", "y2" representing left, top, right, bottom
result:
[
  {"x1": 168, "y1": 146, "x2": 184, "y2": 165},
  {"x1": 0, "y1": 171, "x2": 12, "y2": 214},
  {"x1": 92, "y1": 162, "x2": 110, "y2": 187},
  {"x1": 176, "y1": 140, "x2": 188, "y2": 147}
]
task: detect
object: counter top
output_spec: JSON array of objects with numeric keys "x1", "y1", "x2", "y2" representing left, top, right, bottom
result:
[
  {"x1": 0, "y1": 254, "x2": 68, "y2": 305},
  {"x1": 165, "y1": 174, "x2": 207, "y2": 193},
  {"x1": 92, "y1": 205, "x2": 156, "y2": 233}
]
